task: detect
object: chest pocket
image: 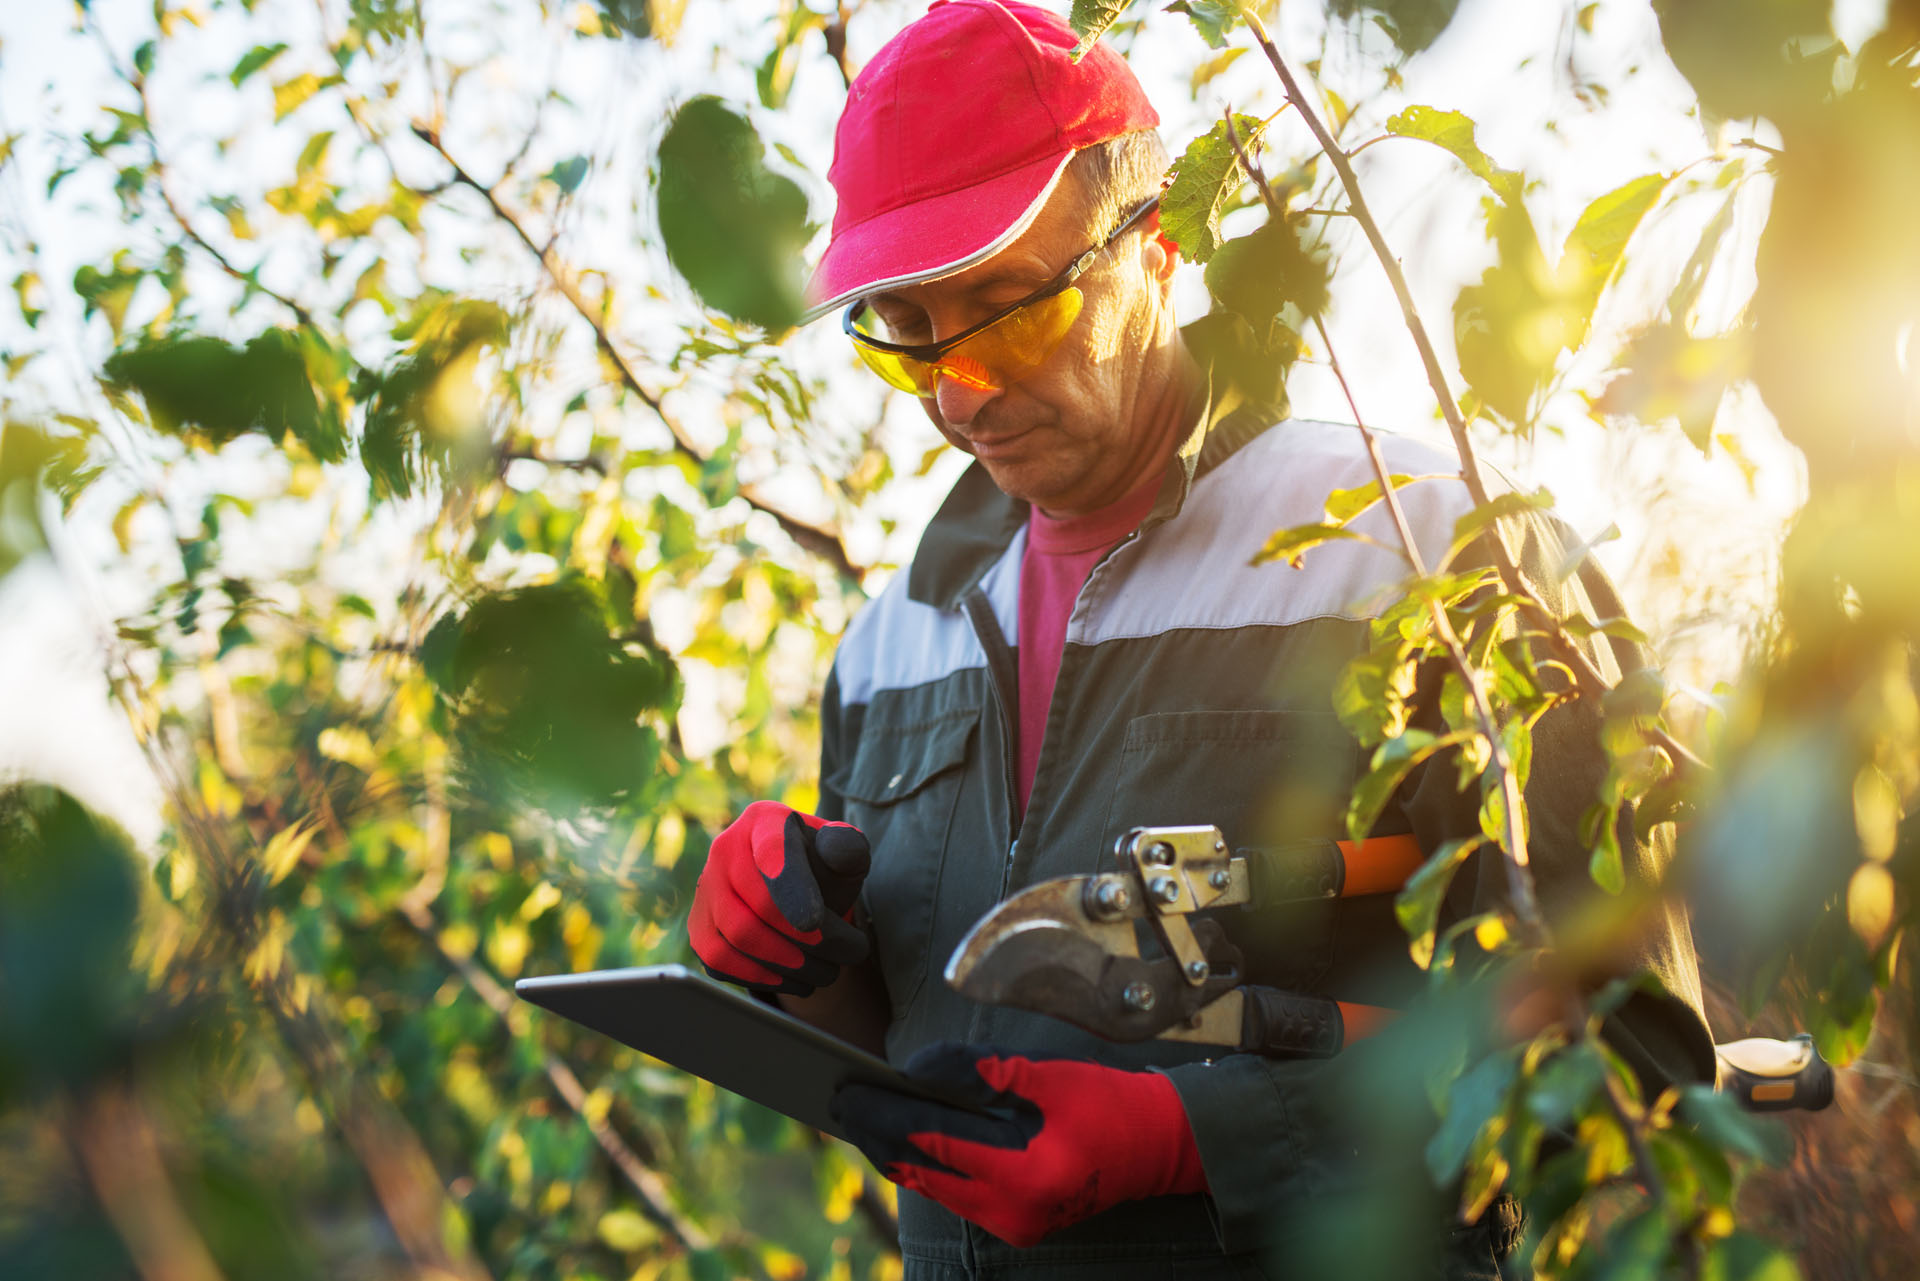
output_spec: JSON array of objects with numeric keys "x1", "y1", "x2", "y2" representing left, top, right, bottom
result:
[
  {"x1": 1102, "y1": 708, "x2": 1358, "y2": 993},
  {"x1": 831, "y1": 706, "x2": 978, "y2": 1018}
]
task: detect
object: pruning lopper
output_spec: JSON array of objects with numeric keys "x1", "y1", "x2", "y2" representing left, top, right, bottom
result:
[{"x1": 945, "y1": 824, "x2": 1835, "y2": 1111}]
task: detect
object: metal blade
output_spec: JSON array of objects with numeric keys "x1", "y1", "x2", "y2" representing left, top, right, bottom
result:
[{"x1": 945, "y1": 875, "x2": 1139, "y2": 1001}]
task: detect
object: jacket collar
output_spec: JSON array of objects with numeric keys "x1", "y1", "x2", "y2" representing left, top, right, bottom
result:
[{"x1": 906, "y1": 358, "x2": 1284, "y2": 611}]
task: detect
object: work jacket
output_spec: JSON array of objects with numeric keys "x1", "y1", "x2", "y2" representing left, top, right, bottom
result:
[{"x1": 817, "y1": 410, "x2": 1716, "y2": 1280}]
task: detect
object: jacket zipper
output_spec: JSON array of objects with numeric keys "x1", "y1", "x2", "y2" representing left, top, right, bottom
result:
[{"x1": 960, "y1": 587, "x2": 1022, "y2": 898}]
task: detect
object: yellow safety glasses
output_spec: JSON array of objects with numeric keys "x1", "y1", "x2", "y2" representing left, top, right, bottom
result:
[{"x1": 842, "y1": 193, "x2": 1160, "y2": 397}]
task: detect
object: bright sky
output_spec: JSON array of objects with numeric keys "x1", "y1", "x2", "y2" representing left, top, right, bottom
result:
[{"x1": 0, "y1": 0, "x2": 1828, "y2": 848}]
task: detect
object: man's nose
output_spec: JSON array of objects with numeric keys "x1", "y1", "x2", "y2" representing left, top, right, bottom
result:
[{"x1": 932, "y1": 360, "x2": 1003, "y2": 427}]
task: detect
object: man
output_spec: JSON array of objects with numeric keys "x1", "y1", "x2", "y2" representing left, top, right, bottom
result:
[{"x1": 687, "y1": 2, "x2": 1717, "y2": 1276}]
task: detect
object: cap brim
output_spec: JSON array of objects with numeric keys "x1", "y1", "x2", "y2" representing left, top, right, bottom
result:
[{"x1": 800, "y1": 150, "x2": 1074, "y2": 325}]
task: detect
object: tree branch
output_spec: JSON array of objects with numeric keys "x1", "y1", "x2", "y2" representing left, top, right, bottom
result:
[
  {"x1": 397, "y1": 899, "x2": 717, "y2": 1255},
  {"x1": 409, "y1": 123, "x2": 864, "y2": 581},
  {"x1": 1237, "y1": 9, "x2": 1703, "y2": 778},
  {"x1": 67, "y1": 1082, "x2": 233, "y2": 1281}
]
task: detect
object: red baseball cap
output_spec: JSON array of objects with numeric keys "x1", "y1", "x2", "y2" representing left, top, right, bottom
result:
[{"x1": 802, "y1": 0, "x2": 1160, "y2": 323}]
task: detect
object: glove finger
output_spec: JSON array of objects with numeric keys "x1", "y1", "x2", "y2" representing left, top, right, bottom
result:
[
  {"x1": 689, "y1": 906, "x2": 819, "y2": 994},
  {"x1": 725, "y1": 830, "x2": 827, "y2": 943},
  {"x1": 809, "y1": 907, "x2": 872, "y2": 968},
  {"x1": 763, "y1": 812, "x2": 833, "y2": 934},
  {"x1": 901, "y1": 1042, "x2": 1006, "y2": 1102},
  {"x1": 713, "y1": 914, "x2": 842, "y2": 991},
  {"x1": 831, "y1": 1081, "x2": 1016, "y2": 1175},
  {"x1": 808, "y1": 822, "x2": 871, "y2": 918}
]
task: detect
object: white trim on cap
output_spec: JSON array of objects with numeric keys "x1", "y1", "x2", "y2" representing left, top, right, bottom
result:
[{"x1": 799, "y1": 152, "x2": 1077, "y2": 325}]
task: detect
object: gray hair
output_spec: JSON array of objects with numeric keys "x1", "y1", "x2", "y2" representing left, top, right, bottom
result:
[{"x1": 1064, "y1": 129, "x2": 1172, "y2": 241}]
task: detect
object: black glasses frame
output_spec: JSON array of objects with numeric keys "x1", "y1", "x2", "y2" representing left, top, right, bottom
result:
[{"x1": 840, "y1": 193, "x2": 1162, "y2": 360}]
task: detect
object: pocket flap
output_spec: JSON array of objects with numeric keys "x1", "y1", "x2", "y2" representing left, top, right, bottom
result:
[{"x1": 832, "y1": 710, "x2": 976, "y2": 805}]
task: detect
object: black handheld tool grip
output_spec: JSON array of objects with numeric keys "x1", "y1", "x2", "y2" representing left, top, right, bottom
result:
[
  {"x1": 1715, "y1": 1033, "x2": 1835, "y2": 1112},
  {"x1": 1239, "y1": 987, "x2": 1346, "y2": 1059}
]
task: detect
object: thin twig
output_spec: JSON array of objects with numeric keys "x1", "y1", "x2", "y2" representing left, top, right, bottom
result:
[
  {"x1": 1237, "y1": 8, "x2": 1703, "y2": 778},
  {"x1": 122, "y1": 51, "x2": 317, "y2": 329},
  {"x1": 68, "y1": 1083, "x2": 233, "y2": 1281},
  {"x1": 411, "y1": 123, "x2": 864, "y2": 580},
  {"x1": 1313, "y1": 312, "x2": 1543, "y2": 930},
  {"x1": 399, "y1": 902, "x2": 716, "y2": 1254}
]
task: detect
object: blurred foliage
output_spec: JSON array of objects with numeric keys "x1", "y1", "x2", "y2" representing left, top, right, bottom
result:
[{"x1": 2, "y1": 0, "x2": 1917, "y2": 1278}]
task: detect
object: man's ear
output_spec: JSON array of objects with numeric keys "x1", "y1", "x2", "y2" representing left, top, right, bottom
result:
[{"x1": 1153, "y1": 230, "x2": 1181, "y2": 279}]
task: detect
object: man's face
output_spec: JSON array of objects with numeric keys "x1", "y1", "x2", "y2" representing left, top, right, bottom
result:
[{"x1": 862, "y1": 186, "x2": 1185, "y2": 517}]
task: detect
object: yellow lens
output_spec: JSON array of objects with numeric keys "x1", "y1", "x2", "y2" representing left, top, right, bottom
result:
[
  {"x1": 848, "y1": 287, "x2": 1084, "y2": 396},
  {"x1": 964, "y1": 287, "x2": 1083, "y2": 379},
  {"x1": 851, "y1": 340, "x2": 937, "y2": 395}
]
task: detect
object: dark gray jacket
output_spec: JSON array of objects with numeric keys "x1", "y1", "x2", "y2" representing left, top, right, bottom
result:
[{"x1": 818, "y1": 411, "x2": 1715, "y2": 1279}]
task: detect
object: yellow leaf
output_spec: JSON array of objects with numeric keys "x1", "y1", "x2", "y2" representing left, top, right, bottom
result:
[
  {"x1": 272, "y1": 72, "x2": 324, "y2": 122},
  {"x1": 1472, "y1": 915, "x2": 1509, "y2": 952},
  {"x1": 317, "y1": 725, "x2": 378, "y2": 770},
  {"x1": 519, "y1": 880, "x2": 564, "y2": 922},
  {"x1": 1854, "y1": 766, "x2": 1901, "y2": 862},
  {"x1": 583, "y1": 1087, "x2": 613, "y2": 1126},
  {"x1": 762, "y1": 1246, "x2": 806, "y2": 1281},
  {"x1": 823, "y1": 1163, "x2": 861, "y2": 1224},
  {"x1": 653, "y1": 812, "x2": 686, "y2": 868},
  {"x1": 261, "y1": 818, "x2": 319, "y2": 885},
  {"x1": 597, "y1": 1208, "x2": 659, "y2": 1253},
  {"x1": 440, "y1": 921, "x2": 478, "y2": 961},
  {"x1": 1848, "y1": 863, "x2": 1896, "y2": 950},
  {"x1": 487, "y1": 921, "x2": 531, "y2": 978}
]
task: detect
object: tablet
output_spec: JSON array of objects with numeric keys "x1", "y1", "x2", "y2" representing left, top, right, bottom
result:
[{"x1": 515, "y1": 964, "x2": 977, "y2": 1143}]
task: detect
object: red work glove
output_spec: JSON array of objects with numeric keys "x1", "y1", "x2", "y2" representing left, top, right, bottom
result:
[
  {"x1": 829, "y1": 1043, "x2": 1207, "y2": 1247},
  {"x1": 689, "y1": 801, "x2": 870, "y2": 996}
]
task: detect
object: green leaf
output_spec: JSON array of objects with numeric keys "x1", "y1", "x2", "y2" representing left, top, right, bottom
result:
[
  {"x1": 102, "y1": 329, "x2": 347, "y2": 463},
  {"x1": 1167, "y1": 0, "x2": 1241, "y2": 49},
  {"x1": 1334, "y1": 637, "x2": 1421, "y2": 748},
  {"x1": 296, "y1": 130, "x2": 334, "y2": 177},
  {"x1": 1593, "y1": 321, "x2": 1746, "y2": 452},
  {"x1": 1324, "y1": 473, "x2": 1444, "y2": 525},
  {"x1": 0, "y1": 423, "x2": 59, "y2": 580},
  {"x1": 1587, "y1": 801, "x2": 1625, "y2": 894},
  {"x1": 1250, "y1": 522, "x2": 1365, "y2": 569},
  {"x1": 1701, "y1": 1232, "x2": 1804, "y2": 1281},
  {"x1": 1525, "y1": 1043, "x2": 1606, "y2": 1129},
  {"x1": 1394, "y1": 836, "x2": 1482, "y2": 968},
  {"x1": 1560, "y1": 613, "x2": 1648, "y2": 645},
  {"x1": 1677, "y1": 1084, "x2": 1792, "y2": 1166},
  {"x1": 230, "y1": 43, "x2": 287, "y2": 87},
  {"x1": 1068, "y1": 0, "x2": 1131, "y2": 59},
  {"x1": 1180, "y1": 310, "x2": 1294, "y2": 411},
  {"x1": 1425, "y1": 1049, "x2": 1517, "y2": 1184},
  {"x1": 656, "y1": 97, "x2": 809, "y2": 332},
  {"x1": 1385, "y1": 105, "x2": 1521, "y2": 204},
  {"x1": 1349, "y1": 729, "x2": 1455, "y2": 840},
  {"x1": 1162, "y1": 115, "x2": 1264, "y2": 265},
  {"x1": 1329, "y1": 0, "x2": 1465, "y2": 56},
  {"x1": 1559, "y1": 172, "x2": 1668, "y2": 347},
  {"x1": 424, "y1": 576, "x2": 678, "y2": 812},
  {"x1": 545, "y1": 155, "x2": 589, "y2": 195},
  {"x1": 1205, "y1": 217, "x2": 1333, "y2": 327},
  {"x1": 1445, "y1": 489, "x2": 1551, "y2": 566},
  {"x1": 1453, "y1": 200, "x2": 1567, "y2": 425}
]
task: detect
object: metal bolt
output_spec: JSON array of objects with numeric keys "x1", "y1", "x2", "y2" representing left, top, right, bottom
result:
[
  {"x1": 1214, "y1": 839, "x2": 1227, "y2": 853},
  {"x1": 1089, "y1": 878, "x2": 1133, "y2": 917},
  {"x1": 1186, "y1": 960, "x2": 1210, "y2": 982},
  {"x1": 1121, "y1": 982, "x2": 1157, "y2": 1013},
  {"x1": 1208, "y1": 869, "x2": 1230, "y2": 890},
  {"x1": 1150, "y1": 877, "x2": 1181, "y2": 905},
  {"x1": 1147, "y1": 841, "x2": 1175, "y2": 866}
]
